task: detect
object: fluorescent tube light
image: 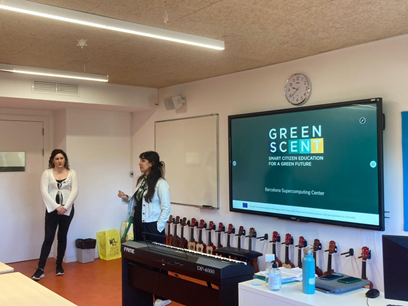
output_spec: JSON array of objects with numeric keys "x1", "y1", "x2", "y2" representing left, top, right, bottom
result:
[
  {"x1": 0, "y1": 63, "x2": 109, "y2": 82},
  {"x1": 0, "y1": 0, "x2": 225, "y2": 50}
]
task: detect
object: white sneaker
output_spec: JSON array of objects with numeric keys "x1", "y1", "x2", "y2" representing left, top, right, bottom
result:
[{"x1": 154, "y1": 299, "x2": 171, "y2": 306}]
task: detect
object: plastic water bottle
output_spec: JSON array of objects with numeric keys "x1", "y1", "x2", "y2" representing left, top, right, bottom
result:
[
  {"x1": 302, "y1": 248, "x2": 315, "y2": 294},
  {"x1": 266, "y1": 254, "x2": 282, "y2": 291}
]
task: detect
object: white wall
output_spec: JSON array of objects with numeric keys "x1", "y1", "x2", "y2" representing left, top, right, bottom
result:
[
  {"x1": 0, "y1": 72, "x2": 158, "y2": 110},
  {"x1": 132, "y1": 34, "x2": 408, "y2": 291},
  {"x1": 64, "y1": 109, "x2": 132, "y2": 262},
  {"x1": 54, "y1": 109, "x2": 67, "y2": 151}
]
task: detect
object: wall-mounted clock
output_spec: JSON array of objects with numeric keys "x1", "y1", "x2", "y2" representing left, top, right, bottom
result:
[{"x1": 284, "y1": 73, "x2": 311, "y2": 105}]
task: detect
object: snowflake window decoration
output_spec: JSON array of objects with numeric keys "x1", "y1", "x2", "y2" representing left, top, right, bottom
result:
[{"x1": 77, "y1": 38, "x2": 88, "y2": 49}]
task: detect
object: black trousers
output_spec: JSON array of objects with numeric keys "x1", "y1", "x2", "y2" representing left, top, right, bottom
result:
[
  {"x1": 133, "y1": 199, "x2": 165, "y2": 243},
  {"x1": 133, "y1": 220, "x2": 166, "y2": 243},
  {"x1": 38, "y1": 206, "x2": 74, "y2": 269}
]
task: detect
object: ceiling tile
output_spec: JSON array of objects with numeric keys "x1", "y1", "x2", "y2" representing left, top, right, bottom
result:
[{"x1": 1, "y1": 0, "x2": 408, "y2": 88}]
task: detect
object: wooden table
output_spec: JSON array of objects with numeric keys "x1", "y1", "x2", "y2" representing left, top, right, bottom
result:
[
  {"x1": 0, "y1": 272, "x2": 77, "y2": 305},
  {"x1": 0, "y1": 262, "x2": 14, "y2": 274}
]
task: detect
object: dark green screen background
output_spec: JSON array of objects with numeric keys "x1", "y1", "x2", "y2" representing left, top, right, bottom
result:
[{"x1": 230, "y1": 103, "x2": 380, "y2": 214}]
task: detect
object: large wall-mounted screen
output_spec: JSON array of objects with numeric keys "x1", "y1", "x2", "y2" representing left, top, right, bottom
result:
[{"x1": 229, "y1": 98, "x2": 384, "y2": 230}]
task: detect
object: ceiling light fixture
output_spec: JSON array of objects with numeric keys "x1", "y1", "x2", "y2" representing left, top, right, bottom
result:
[
  {"x1": 0, "y1": 63, "x2": 109, "y2": 82},
  {"x1": 0, "y1": 0, "x2": 225, "y2": 50}
]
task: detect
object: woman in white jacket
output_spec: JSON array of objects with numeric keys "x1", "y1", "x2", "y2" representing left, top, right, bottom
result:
[
  {"x1": 32, "y1": 149, "x2": 78, "y2": 281},
  {"x1": 118, "y1": 151, "x2": 170, "y2": 243}
]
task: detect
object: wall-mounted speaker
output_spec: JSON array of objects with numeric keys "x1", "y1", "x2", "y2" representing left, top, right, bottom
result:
[{"x1": 164, "y1": 95, "x2": 186, "y2": 110}]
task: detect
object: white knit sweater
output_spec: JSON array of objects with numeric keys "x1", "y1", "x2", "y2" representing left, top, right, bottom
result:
[{"x1": 40, "y1": 168, "x2": 78, "y2": 216}]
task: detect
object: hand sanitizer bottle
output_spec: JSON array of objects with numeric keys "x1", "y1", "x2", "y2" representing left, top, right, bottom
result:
[
  {"x1": 302, "y1": 248, "x2": 315, "y2": 294},
  {"x1": 267, "y1": 255, "x2": 282, "y2": 291}
]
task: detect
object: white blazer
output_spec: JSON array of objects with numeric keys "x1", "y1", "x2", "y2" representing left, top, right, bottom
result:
[{"x1": 40, "y1": 168, "x2": 78, "y2": 216}]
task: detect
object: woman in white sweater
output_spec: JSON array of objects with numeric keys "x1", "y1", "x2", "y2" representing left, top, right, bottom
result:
[{"x1": 32, "y1": 149, "x2": 78, "y2": 281}]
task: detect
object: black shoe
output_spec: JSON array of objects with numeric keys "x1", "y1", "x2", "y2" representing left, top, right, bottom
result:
[
  {"x1": 32, "y1": 268, "x2": 44, "y2": 281},
  {"x1": 56, "y1": 265, "x2": 64, "y2": 276}
]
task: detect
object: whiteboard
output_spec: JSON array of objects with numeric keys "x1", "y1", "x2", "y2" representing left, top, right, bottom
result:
[{"x1": 155, "y1": 114, "x2": 219, "y2": 208}]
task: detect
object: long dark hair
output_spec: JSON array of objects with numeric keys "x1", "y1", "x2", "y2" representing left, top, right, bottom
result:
[
  {"x1": 48, "y1": 149, "x2": 70, "y2": 169},
  {"x1": 137, "y1": 151, "x2": 165, "y2": 203}
]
